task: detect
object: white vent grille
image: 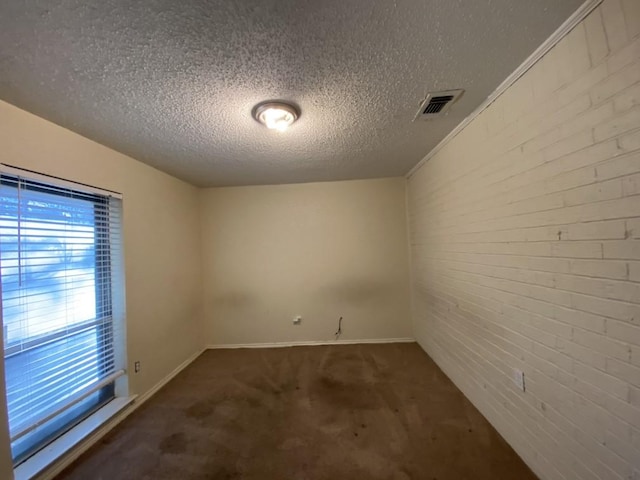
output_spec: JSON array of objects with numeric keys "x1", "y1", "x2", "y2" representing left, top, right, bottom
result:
[{"x1": 414, "y1": 89, "x2": 464, "y2": 120}]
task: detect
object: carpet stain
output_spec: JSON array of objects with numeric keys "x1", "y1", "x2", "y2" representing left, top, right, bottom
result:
[
  {"x1": 186, "y1": 400, "x2": 215, "y2": 419},
  {"x1": 159, "y1": 432, "x2": 187, "y2": 455},
  {"x1": 204, "y1": 466, "x2": 241, "y2": 480},
  {"x1": 312, "y1": 373, "x2": 381, "y2": 411},
  {"x1": 57, "y1": 344, "x2": 539, "y2": 480}
]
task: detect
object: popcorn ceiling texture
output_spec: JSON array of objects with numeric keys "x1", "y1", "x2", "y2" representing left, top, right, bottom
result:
[{"x1": 0, "y1": 0, "x2": 582, "y2": 187}]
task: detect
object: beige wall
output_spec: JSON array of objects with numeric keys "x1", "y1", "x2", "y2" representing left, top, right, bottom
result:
[
  {"x1": 0, "y1": 102, "x2": 413, "y2": 478},
  {"x1": 407, "y1": 1, "x2": 640, "y2": 479},
  {"x1": 200, "y1": 179, "x2": 412, "y2": 345},
  {"x1": 0, "y1": 100, "x2": 203, "y2": 478}
]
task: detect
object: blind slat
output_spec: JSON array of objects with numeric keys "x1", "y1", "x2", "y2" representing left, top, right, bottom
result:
[
  {"x1": 10, "y1": 370, "x2": 125, "y2": 442},
  {"x1": 1, "y1": 172, "x2": 125, "y2": 463}
]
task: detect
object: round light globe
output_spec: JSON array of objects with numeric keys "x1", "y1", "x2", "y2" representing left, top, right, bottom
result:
[{"x1": 253, "y1": 102, "x2": 299, "y2": 132}]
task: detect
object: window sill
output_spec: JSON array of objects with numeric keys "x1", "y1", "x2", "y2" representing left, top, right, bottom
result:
[{"x1": 14, "y1": 395, "x2": 136, "y2": 480}]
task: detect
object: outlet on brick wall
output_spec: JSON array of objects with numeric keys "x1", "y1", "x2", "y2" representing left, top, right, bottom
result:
[{"x1": 512, "y1": 369, "x2": 525, "y2": 392}]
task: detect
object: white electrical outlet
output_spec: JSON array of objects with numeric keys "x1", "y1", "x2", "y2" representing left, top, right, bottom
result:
[
  {"x1": 512, "y1": 368, "x2": 525, "y2": 392},
  {"x1": 293, "y1": 315, "x2": 302, "y2": 325}
]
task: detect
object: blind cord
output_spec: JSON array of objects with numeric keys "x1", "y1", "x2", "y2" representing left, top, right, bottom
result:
[{"x1": 17, "y1": 178, "x2": 22, "y2": 287}]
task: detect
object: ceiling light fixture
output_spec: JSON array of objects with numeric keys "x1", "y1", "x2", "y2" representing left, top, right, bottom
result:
[{"x1": 253, "y1": 101, "x2": 299, "y2": 132}]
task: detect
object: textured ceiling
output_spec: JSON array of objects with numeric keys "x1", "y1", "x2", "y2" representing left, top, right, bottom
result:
[{"x1": 0, "y1": 0, "x2": 584, "y2": 187}]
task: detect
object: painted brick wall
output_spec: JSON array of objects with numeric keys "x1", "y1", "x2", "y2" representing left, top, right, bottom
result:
[{"x1": 406, "y1": 1, "x2": 640, "y2": 479}]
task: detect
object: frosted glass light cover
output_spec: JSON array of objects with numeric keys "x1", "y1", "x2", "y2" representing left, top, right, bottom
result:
[{"x1": 253, "y1": 102, "x2": 299, "y2": 131}]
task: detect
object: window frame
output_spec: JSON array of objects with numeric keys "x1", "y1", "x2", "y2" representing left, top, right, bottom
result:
[{"x1": 0, "y1": 167, "x2": 126, "y2": 466}]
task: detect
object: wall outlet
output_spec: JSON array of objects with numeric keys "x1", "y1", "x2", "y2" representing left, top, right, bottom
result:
[
  {"x1": 134, "y1": 361, "x2": 141, "y2": 373},
  {"x1": 293, "y1": 315, "x2": 302, "y2": 325},
  {"x1": 512, "y1": 368, "x2": 525, "y2": 392}
]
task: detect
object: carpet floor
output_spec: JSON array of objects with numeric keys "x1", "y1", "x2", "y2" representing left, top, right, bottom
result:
[{"x1": 58, "y1": 343, "x2": 538, "y2": 480}]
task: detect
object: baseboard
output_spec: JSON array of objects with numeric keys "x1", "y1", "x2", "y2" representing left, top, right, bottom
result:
[
  {"x1": 132, "y1": 347, "x2": 206, "y2": 406},
  {"x1": 206, "y1": 337, "x2": 415, "y2": 349},
  {"x1": 35, "y1": 347, "x2": 206, "y2": 480}
]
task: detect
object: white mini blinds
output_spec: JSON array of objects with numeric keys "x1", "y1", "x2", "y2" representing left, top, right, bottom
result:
[{"x1": 0, "y1": 169, "x2": 126, "y2": 465}]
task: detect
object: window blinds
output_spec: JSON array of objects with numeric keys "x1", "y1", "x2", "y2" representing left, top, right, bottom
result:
[{"x1": 0, "y1": 170, "x2": 125, "y2": 463}]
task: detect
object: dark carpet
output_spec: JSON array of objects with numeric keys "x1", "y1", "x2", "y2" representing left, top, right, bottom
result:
[{"x1": 57, "y1": 343, "x2": 538, "y2": 480}]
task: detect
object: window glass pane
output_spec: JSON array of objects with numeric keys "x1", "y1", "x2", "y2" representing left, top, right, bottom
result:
[
  {"x1": 0, "y1": 176, "x2": 119, "y2": 464},
  {"x1": 1, "y1": 187, "x2": 97, "y2": 345}
]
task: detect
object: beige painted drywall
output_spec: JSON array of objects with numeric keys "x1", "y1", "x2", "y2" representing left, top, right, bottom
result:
[
  {"x1": 407, "y1": 1, "x2": 640, "y2": 479},
  {"x1": 0, "y1": 100, "x2": 203, "y2": 478},
  {"x1": 199, "y1": 179, "x2": 412, "y2": 345}
]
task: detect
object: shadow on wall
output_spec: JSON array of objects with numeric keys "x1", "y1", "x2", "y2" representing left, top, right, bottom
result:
[
  {"x1": 213, "y1": 291, "x2": 257, "y2": 308},
  {"x1": 319, "y1": 278, "x2": 394, "y2": 304},
  {"x1": 211, "y1": 278, "x2": 394, "y2": 311}
]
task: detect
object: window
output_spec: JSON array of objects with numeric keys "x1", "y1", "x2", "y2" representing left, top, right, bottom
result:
[{"x1": 0, "y1": 169, "x2": 125, "y2": 465}]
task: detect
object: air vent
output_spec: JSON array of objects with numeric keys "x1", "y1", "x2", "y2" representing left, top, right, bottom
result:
[{"x1": 414, "y1": 89, "x2": 464, "y2": 121}]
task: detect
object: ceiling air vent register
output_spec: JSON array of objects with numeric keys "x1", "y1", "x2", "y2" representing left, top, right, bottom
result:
[{"x1": 414, "y1": 89, "x2": 465, "y2": 121}]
